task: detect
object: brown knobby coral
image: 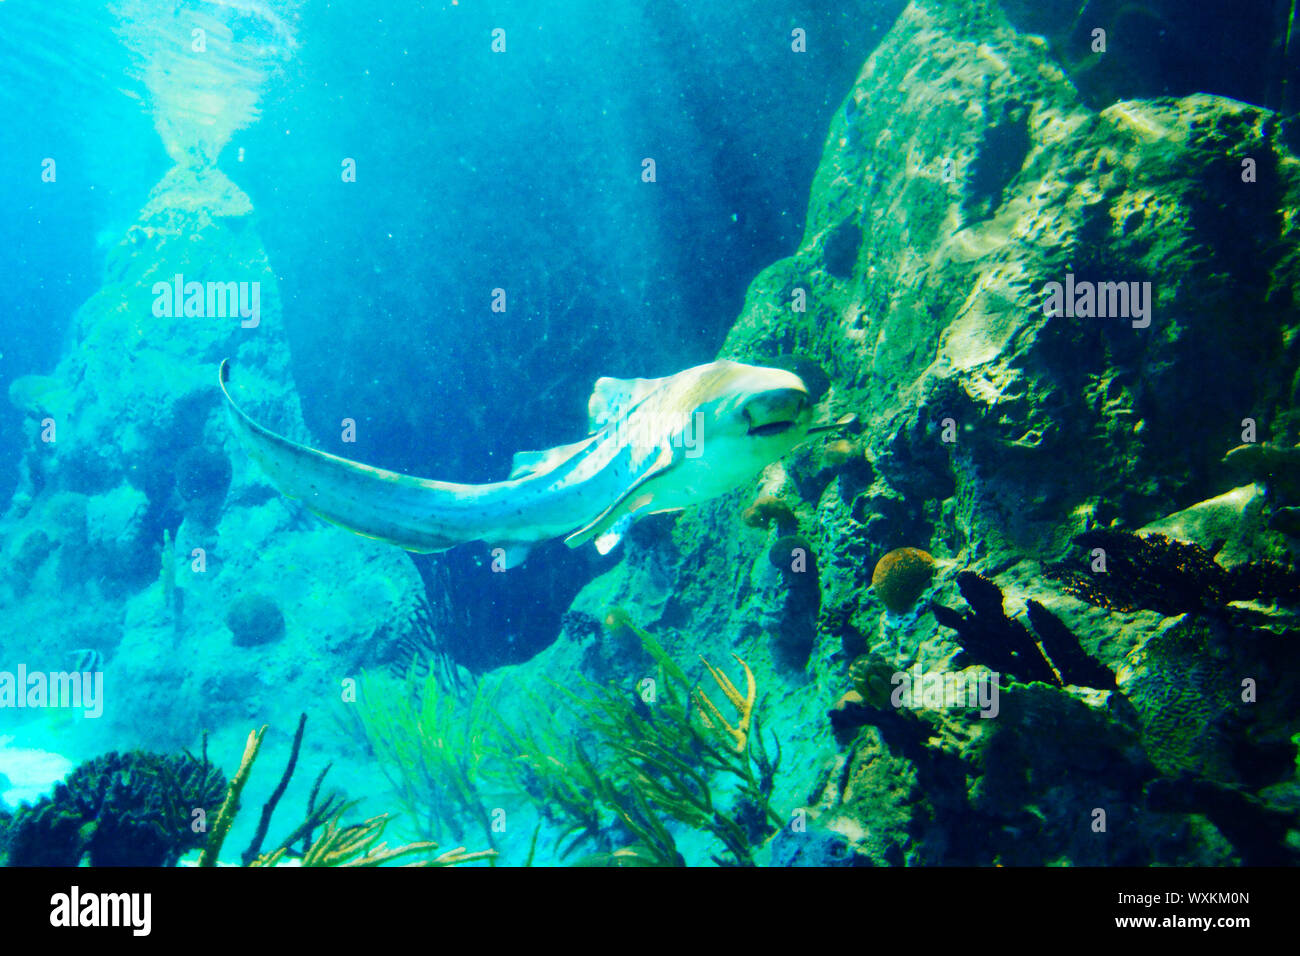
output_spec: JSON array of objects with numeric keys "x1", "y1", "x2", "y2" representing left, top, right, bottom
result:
[
  {"x1": 871, "y1": 547, "x2": 936, "y2": 611},
  {"x1": 741, "y1": 494, "x2": 799, "y2": 534}
]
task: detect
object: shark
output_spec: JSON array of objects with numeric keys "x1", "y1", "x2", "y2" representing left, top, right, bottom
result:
[{"x1": 219, "y1": 358, "x2": 844, "y2": 566}]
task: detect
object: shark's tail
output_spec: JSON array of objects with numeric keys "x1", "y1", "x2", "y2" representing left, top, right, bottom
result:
[{"x1": 219, "y1": 360, "x2": 463, "y2": 552}]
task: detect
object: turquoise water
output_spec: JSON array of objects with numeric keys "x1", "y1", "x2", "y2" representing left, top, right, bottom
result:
[{"x1": 1, "y1": 0, "x2": 1298, "y2": 870}]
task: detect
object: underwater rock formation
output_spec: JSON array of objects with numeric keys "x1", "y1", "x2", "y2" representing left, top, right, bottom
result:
[
  {"x1": 493, "y1": 0, "x2": 1300, "y2": 866},
  {"x1": 726, "y1": 0, "x2": 1300, "y2": 565},
  {"x1": 0, "y1": 152, "x2": 428, "y2": 752},
  {"x1": 998, "y1": 0, "x2": 1300, "y2": 114}
]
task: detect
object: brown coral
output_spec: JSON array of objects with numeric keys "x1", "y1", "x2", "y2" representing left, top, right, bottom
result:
[
  {"x1": 742, "y1": 494, "x2": 799, "y2": 534},
  {"x1": 821, "y1": 439, "x2": 859, "y2": 467},
  {"x1": 871, "y1": 547, "x2": 936, "y2": 612}
]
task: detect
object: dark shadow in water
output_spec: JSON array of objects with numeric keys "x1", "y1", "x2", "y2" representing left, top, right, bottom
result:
[{"x1": 409, "y1": 541, "x2": 618, "y2": 672}]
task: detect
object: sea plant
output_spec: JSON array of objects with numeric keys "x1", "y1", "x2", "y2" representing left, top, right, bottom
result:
[
  {"x1": 494, "y1": 616, "x2": 782, "y2": 866},
  {"x1": 931, "y1": 570, "x2": 1116, "y2": 689},
  {"x1": 484, "y1": 691, "x2": 607, "y2": 858},
  {"x1": 350, "y1": 668, "x2": 502, "y2": 849},
  {"x1": 202, "y1": 723, "x2": 493, "y2": 868},
  {"x1": 1046, "y1": 529, "x2": 1300, "y2": 615},
  {"x1": 930, "y1": 571, "x2": 1060, "y2": 685}
]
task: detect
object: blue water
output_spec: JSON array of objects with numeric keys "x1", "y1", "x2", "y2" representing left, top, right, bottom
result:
[
  {"x1": 0, "y1": 1, "x2": 890, "y2": 499},
  {"x1": 1, "y1": 0, "x2": 1295, "y2": 873},
  {"x1": 0, "y1": 0, "x2": 895, "y2": 672}
]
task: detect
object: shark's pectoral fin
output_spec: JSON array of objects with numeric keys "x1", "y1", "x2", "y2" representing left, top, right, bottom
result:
[
  {"x1": 563, "y1": 444, "x2": 676, "y2": 551},
  {"x1": 592, "y1": 495, "x2": 655, "y2": 555},
  {"x1": 219, "y1": 360, "x2": 461, "y2": 553}
]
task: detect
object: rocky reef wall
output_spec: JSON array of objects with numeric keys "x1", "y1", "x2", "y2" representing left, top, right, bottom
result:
[{"x1": 502, "y1": 0, "x2": 1300, "y2": 865}]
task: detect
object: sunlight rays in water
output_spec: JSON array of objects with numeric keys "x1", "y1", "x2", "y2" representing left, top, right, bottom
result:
[{"x1": 109, "y1": 0, "x2": 301, "y2": 168}]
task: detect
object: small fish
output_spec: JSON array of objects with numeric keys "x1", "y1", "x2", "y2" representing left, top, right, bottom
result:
[{"x1": 220, "y1": 359, "x2": 839, "y2": 567}]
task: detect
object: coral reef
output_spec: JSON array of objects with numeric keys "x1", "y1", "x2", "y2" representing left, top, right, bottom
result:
[
  {"x1": 7, "y1": 747, "x2": 227, "y2": 866},
  {"x1": 0, "y1": 144, "x2": 428, "y2": 752},
  {"x1": 2, "y1": 0, "x2": 1296, "y2": 872}
]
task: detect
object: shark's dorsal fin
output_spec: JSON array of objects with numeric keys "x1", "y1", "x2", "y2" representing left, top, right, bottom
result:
[
  {"x1": 508, "y1": 437, "x2": 597, "y2": 480},
  {"x1": 587, "y1": 374, "x2": 669, "y2": 431},
  {"x1": 564, "y1": 444, "x2": 677, "y2": 550}
]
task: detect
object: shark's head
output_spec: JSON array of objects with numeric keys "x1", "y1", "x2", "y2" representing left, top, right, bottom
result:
[
  {"x1": 658, "y1": 360, "x2": 813, "y2": 498},
  {"x1": 710, "y1": 360, "x2": 812, "y2": 444}
]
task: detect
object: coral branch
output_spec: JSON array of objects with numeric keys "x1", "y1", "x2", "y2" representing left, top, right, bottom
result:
[{"x1": 200, "y1": 725, "x2": 266, "y2": 867}]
